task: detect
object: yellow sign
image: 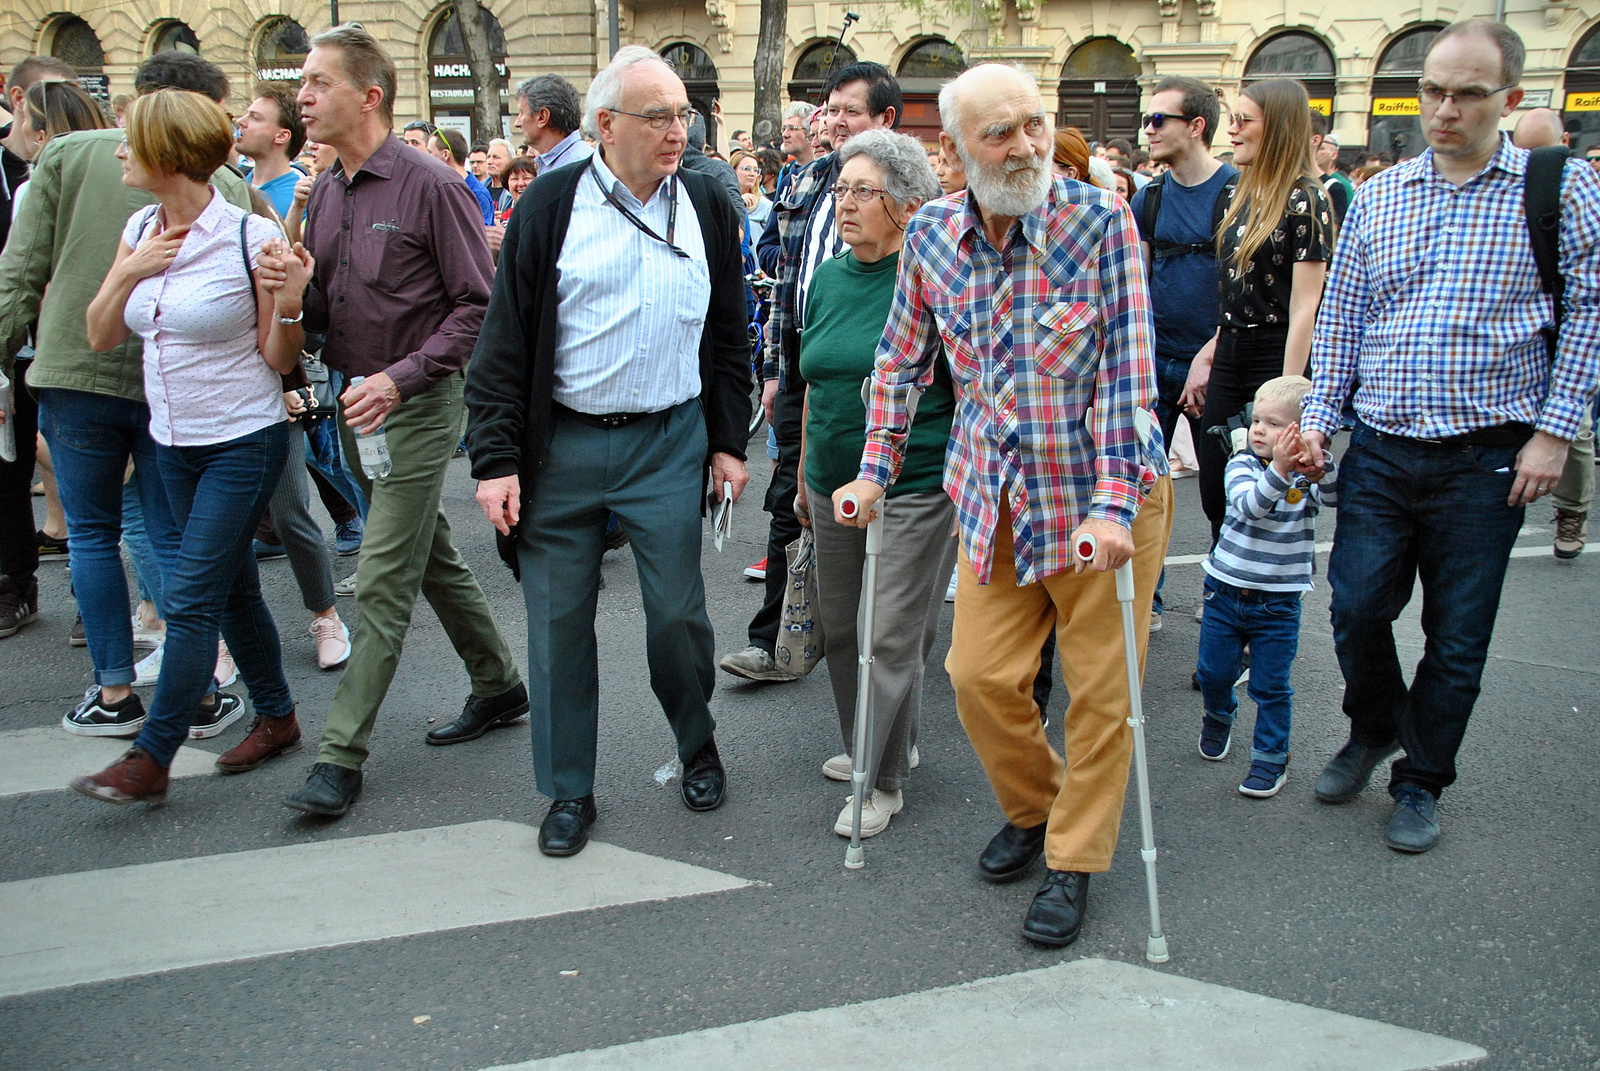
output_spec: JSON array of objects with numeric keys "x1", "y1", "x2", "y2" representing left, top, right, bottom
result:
[
  {"x1": 1372, "y1": 97, "x2": 1421, "y2": 117},
  {"x1": 1308, "y1": 98, "x2": 1332, "y2": 116},
  {"x1": 1566, "y1": 92, "x2": 1600, "y2": 112}
]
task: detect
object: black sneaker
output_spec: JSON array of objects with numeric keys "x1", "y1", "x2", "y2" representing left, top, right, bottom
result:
[
  {"x1": 0, "y1": 574, "x2": 39, "y2": 638},
  {"x1": 188, "y1": 692, "x2": 246, "y2": 739},
  {"x1": 37, "y1": 530, "x2": 68, "y2": 559},
  {"x1": 1198, "y1": 715, "x2": 1231, "y2": 760},
  {"x1": 62, "y1": 688, "x2": 147, "y2": 737}
]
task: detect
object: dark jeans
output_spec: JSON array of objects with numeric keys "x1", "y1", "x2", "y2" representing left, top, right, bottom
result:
[
  {"x1": 0, "y1": 361, "x2": 39, "y2": 581},
  {"x1": 37, "y1": 388, "x2": 181, "y2": 687},
  {"x1": 1199, "y1": 326, "x2": 1290, "y2": 540},
  {"x1": 749, "y1": 379, "x2": 804, "y2": 653},
  {"x1": 1196, "y1": 575, "x2": 1300, "y2": 764},
  {"x1": 1328, "y1": 419, "x2": 1528, "y2": 799},
  {"x1": 1152, "y1": 354, "x2": 1201, "y2": 615},
  {"x1": 133, "y1": 422, "x2": 294, "y2": 767}
]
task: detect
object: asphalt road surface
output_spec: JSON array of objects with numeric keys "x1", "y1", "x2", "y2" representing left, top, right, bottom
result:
[{"x1": 2, "y1": 434, "x2": 1596, "y2": 1070}]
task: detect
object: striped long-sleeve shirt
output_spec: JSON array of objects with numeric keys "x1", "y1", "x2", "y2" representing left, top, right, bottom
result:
[{"x1": 1205, "y1": 453, "x2": 1337, "y2": 593}]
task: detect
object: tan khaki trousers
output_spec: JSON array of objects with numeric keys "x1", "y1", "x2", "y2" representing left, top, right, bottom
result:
[{"x1": 947, "y1": 477, "x2": 1173, "y2": 872}]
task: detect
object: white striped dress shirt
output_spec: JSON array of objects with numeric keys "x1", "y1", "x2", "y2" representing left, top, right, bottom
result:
[{"x1": 552, "y1": 152, "x2": 709, "y2": 414}]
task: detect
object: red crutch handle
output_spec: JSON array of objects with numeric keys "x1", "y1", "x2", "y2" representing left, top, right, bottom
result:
[
  {"x1": 1075, "y1": 533, "x2": 1098, "y2": 563},
  {"x1": 839, "y1": 493, "x2": 860, "y2": 519}
]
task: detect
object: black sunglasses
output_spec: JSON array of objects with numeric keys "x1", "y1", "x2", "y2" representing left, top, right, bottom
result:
[{"x1": 1142, "y1": 112, "x2": 1199, "y2": 129}]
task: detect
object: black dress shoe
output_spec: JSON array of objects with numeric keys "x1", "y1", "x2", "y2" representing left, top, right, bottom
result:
[
  {"x1": 425, "y1": 682, "x2": 531, "y2": 746},
  {"x1": 539, "y1": 794, "x2": 597, "y2": 856},
  {"x1": 681, "y1": 735, "x2": 725, "y2": 812},
  {"x1": 978, "y1": 820, "x2": 1048, "y2": 883},
  {"x1": 1021, "y1": 869, "x2": 1090, "y2": 947},
  {"x1": 283, "y1": 762, "x2": 363, "y2": 817}
]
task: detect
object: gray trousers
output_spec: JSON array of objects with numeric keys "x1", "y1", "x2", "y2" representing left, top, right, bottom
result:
[
  {"x1": 268, "y1": 420, "x2": 335, "y2": 615},
  {"x1": 1552, "y1": 408, "x2": 1595, "y2": 515},
  {"x1": 516, "y1": 400, "x2": 717, "y2": 801},
  {"x1": 811, "y1": 489, "x2": 958, "y2": 792}
]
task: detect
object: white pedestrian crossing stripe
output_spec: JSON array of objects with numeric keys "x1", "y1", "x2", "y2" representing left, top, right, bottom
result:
[
  {"x1": 0, "y1": 727, "x2": 216, "y2": 798},
  {"x1": 0, "y1": 820, "x2": 753, "y2": 998},
  {"x1": 480, "y1": 957, "x2": 1486, "y2": 1071}
]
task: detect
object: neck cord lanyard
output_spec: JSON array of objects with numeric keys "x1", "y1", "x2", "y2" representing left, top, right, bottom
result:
[{"x1": 588, "y1": 157, "x2": 689, "y2": 258}]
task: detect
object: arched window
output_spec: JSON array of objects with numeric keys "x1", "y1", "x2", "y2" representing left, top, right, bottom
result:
[
  {"x1": 1369, "y1": 25, "x2": 1443, "y2": 161},
  {"x1": 151, "y1": 21, "x2": 201, "y2": 55},
  {"x1": 661, "y1": 43, "x2": 721, "y2": 149},
  {"x1": 50, "y1": 16, "x2": 105, "y2": 73},
  {"x1": 256, "y1": 18, "x2": 311, "y2": 83},
  {"x1": 1245, "y1": 30, "x2": 1336, "y2": 116},
  {"x1": 428, "y1": 7, "x2": 511, "y2": 143},
  {"x1": 898, "y1": 38, "x2": 964, "y2": 81},
  {"x1": 1057, "y1": 38, "x2": 1140, "y2": 145},
  {"x1": 1564, "y1": 25, "x2": 1600, "y2": 153},
  {"x1": 896, "y1": 38, "x2": 963, "y2": 142},
  {"x1": 788, "y1": 39, "x2": 857, "y2": 104}
]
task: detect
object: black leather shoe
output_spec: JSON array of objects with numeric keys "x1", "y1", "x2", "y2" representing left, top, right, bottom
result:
[
  {"x1": 1314, "y1": 738, "x2": 1401, "y2": 803},
  {"x1": 539, "y1": 794, "x2": 597, "y2": 856},
  {"x1": 1021, "y1": 869, "x2": 1090, "y2": 947},
  {"x1": 283, "y1": 762, "x2": 363, "y2": 817},
  {"x1": 681, "y1": 736, "x2": 725, "y2": 812},
  {"x1": 978, "y1": 820, "x2": 1048, "y2": 883},
  {"x1": 425, "y1": 682, "x2": 531, "y2": 746}
]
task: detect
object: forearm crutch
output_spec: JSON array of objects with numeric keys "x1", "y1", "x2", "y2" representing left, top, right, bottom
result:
[
  {"x1": 838, "y1": 491, "x2": 881, "y2": 870},
  {"x1": 1075, "y1": 532, "x2": 1169, "y2": 964}
]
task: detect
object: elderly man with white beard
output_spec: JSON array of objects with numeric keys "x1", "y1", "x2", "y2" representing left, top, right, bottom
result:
[{"x1": 833, "y1": 63, "x2": 1173, "y2": 947}]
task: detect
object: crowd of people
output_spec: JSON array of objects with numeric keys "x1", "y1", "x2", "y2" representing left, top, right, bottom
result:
[{"x1": 0, "y1": 15, "x2": 1595, "y2": 949}]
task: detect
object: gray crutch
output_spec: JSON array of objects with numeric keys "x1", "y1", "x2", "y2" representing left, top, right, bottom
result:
[{"x1": 1075, "y1": 529, "x2": 1169, "y2": 963}]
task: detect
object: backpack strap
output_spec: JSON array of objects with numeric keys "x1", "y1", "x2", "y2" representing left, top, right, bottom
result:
[
  {"x1": 1139, "y1": 172, "x2": 1164, "y2": 243},
  {"x1": 239, "y1": 213, "x2": 255, "y2": 286},
  {"x1": 1524, "y1": 145, "x2": 1566, "y2": 358}
]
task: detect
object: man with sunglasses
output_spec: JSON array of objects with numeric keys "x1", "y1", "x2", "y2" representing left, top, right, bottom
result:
[
  {"x1": 1128, "y1": 76, "x2": 1235, "y2": 629},
  {"x1": 1302, "y1": 20, "x2": 1600, "y2": 854},
  {"x1": 466, "y1": 46, "x2": 752, "y2": 857}
]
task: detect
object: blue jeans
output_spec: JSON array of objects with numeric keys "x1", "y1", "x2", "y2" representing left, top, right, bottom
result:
[
  {"x1": 37, "y1": 389, "x2": 180, "y2": 687},
  {"x1": 121, "y1": 478, "x2": 164, "y2": 613},
  {"x1": 1151, "y1": 355, "x2": 1199, "y2": 616},
  {"x1": 1328, "y1": 420, "x2": 1528, "y2": 799},
  {"x1": 317, "y1": 369, "x2": 368, "y2": 519},
  {"x1": 132, "y1": 422, "x2": 294, "y2": 767},
  {"x1": 1195, "y1": 575, "x2": 1300, "y2": 763}
]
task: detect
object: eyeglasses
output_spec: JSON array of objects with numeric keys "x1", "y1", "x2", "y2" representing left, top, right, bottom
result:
[
  {"x1": 606, "y1": 107, "x2": 698, "y2": 130},
  {"x1": 829, "y1": 183, "x2": 890, "y2": 204},
  {"x1": 1227, "y1": 113, "x2": 1261, "y2": 129},
  {"x1": 1417, "y1": 81, "x2": 1516, "y2": 106},
  {"x1": 1142, "y1": 112, "x2": 1198, "y2": 130}
]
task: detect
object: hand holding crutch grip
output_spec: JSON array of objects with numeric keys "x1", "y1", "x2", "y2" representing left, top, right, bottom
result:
[{"x1": 1074, "y1": 532, "x2": 1170, "y2": 963}]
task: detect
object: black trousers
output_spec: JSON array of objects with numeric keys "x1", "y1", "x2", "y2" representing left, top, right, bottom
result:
[
  {"x1": 0, "y1": 362, "x2": 39, "y2": 580},
  {"x1": 1198, "y1": 326, "x2": 1290, "y2": 540},
  {"x1": 748, "y1": 378, "x2": 805, "y2": 653}
]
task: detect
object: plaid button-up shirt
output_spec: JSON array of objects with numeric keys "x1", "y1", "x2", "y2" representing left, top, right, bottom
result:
[
  {"x1": 1304, "y1": 136, "x2": 1600, "y2": 442},
  {"x1": 761, "y1": 153, "x2": 839, "y2": 385},
  {"x1": 860, "y1": 178, "x2": 1164, "y2": 586}
]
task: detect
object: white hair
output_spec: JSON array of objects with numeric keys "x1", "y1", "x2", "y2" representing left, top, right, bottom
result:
[
  {"x1": 937, "y1": 64, "x2": 1041, "y2": 153},
  {"x1": 838, "y1": 128, "x2": 941, "y2": 207},
  {"x1": 1087, "y1": 155, "x2": 1116, "y2": 189},
  {"x1": 784, "y1": 100, "x2": 813, "y2": 122},
  {"x1": 488, "y1": 137, "x2": 512, "y2": 153},
  {"x1": 582, "y1": 45, "x2": 677, "y2": 140}
]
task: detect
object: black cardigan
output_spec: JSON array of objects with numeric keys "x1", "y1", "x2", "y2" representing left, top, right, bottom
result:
[{"x1": 464, "y1": 159, "x2": 752, "y2": 496}]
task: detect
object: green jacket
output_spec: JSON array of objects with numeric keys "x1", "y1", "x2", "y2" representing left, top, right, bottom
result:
[{"x1": 0, "y1": 127, "x2": 252, "y2": 401}]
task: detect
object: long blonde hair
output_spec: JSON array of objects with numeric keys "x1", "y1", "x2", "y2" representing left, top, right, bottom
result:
[{"x1": 1219, "y1": 79, "x2": 1327, "y2": 273}]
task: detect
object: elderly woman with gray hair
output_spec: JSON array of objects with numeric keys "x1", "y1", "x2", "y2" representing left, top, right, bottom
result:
[{"x1": 792, "y1": 128, "x2": 954, "y2": 840}]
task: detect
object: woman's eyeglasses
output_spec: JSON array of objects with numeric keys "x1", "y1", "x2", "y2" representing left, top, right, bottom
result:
[{"x1": 829, "y1": 183, "x2": 890, "y2": 204}]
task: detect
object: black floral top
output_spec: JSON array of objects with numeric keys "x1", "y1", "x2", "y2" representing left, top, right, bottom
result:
[{"x1": 1216, "y1": 180, "x2": 1333, "y2": 328}]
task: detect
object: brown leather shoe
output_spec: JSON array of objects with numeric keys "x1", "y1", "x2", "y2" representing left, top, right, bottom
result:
[
  {"x1": 215, "y1": 710, "x2": 302, "y2": 773},
  {"x1": 70, "y1": 747, "x2": 169, "y2": 805}
]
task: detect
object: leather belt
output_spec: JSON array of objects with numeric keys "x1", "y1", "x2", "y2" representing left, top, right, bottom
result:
[
  {"x1": 1403, "y1": 422, "x2": 1534, "y2": 448},
  {"x1": 554, "y1": 403, "x2": 651, "y2": 430}
]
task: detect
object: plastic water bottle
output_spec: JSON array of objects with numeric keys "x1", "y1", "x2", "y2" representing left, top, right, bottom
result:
[
  {"x1": 0, "y1": 371, "x2": 15, "y2": 464},
  {"x1": 348, "y1": 375, "x2": 391, "y2": 479}
]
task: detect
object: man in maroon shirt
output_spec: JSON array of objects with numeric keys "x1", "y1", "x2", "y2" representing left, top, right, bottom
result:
[{"x1": 261, "y1": 25, "x2": 527, "y2": 818}]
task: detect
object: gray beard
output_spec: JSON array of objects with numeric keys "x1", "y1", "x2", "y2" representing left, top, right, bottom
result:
[{"x1": 961, "y1": 150, "x2": 1052, "y2": 218}]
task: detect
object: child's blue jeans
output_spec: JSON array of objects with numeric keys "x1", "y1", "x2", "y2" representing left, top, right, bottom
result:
[{"x1": 1196, "y1": 574, "x2": 1300, "y2": 764}]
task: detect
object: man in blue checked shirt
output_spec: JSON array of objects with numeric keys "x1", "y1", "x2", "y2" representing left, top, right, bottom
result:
[{"x1": 1301, "y1": 20, "x2": 1600, "y2": 855}]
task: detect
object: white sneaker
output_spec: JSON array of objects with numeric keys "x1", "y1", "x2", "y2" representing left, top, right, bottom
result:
[
  {"x1": 133, "y1": 643, "x2": 163, "y2": 686},
  {"x1": 214, "y1": 641, "x2": 238, "y2": 688},
  {"x1": 823, "y1": 747, "x2": 918, "y2": 781},
  {"x1": 834, "y1": 789, "x2": 903, "y2": 838},
  {"x1": 131, "y1": 613, "x2": 165, "y2": 651},
  {"x1": 309, "y1": 614, "x2": 351, "y2": 670},
  {"x1": 1149, "y1": 613, "x2": 1163, "y2": 633},
  {"x1": 945, "y1": 570, "x2": 958, "y2": 602},
  {"x1": 335, "y1": 574, "x2": 358, "y2": 597}
]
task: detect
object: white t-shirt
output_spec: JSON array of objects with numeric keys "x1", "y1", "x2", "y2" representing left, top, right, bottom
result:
[{"x1": 122, "y1": 189, "x2": 288, "y2": 447}]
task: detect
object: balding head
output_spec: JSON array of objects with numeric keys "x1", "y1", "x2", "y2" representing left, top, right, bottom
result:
[
  {"x1": 1512, "y1": 107, "x2": 1567, "y2": 149},
  {"x1": 937, "y1": 63, "x2": 1054, "y2": 220},
  {"x1": 938, "y1": 64, "x2": 1042, "y2": 151}
]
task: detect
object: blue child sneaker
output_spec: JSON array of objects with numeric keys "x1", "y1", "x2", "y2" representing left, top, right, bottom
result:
[
  {"x1": 1198, "y1": 715, "x2": 1231, "y2": 761},
  {"x1": 1239, "y1": 759, "x2": 1288, "y2": 798}
]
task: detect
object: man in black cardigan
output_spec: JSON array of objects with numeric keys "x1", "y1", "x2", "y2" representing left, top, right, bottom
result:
[{"x1": 465, "y1": 46, "x2": 752, "y2": 857}]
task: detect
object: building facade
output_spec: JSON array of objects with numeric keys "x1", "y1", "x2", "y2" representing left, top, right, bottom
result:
[{"x1": 4, "y1": 0, "x2": 1600, "y2": 154}]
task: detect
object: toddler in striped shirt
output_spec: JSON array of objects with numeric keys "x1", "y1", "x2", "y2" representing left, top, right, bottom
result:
[{"x1": 1196, "y1": 376, "x2": 1337, "y2": 798}]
